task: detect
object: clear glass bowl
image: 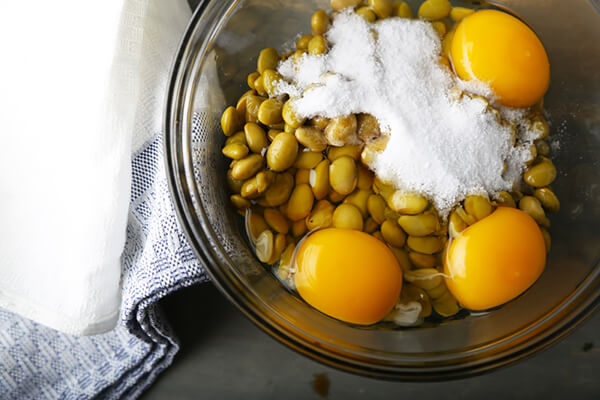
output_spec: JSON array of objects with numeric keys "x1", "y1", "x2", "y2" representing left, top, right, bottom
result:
[{"x1": 164, "y1": 0, "x2": 600, "y2": 379}]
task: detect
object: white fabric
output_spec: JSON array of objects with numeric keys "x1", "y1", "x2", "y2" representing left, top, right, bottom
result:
[{"x1": 0, "y1": 0, "x2": 190, "y2": 336}]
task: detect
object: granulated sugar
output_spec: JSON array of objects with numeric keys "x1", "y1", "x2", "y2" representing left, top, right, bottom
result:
[{"x1": 275, "y1": 11, "x2": 535, "y2": 215}]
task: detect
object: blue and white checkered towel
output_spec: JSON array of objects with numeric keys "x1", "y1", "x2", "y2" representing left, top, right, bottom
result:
[{"x1": 0, "y1": 134, "x2": 208, "y2": 399}]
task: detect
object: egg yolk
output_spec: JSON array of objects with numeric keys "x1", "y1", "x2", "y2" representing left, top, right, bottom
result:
[
  {"x1": 294, "y1": 228, "x2": 402, "y2": 325},
  {"x1": 450, "y1": 10, "x2": 550, "y2": 108},
  {"x1": 444, "y1": 207, "x2": 546, "y2": 311}
]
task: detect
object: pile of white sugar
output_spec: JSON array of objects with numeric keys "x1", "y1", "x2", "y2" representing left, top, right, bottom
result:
[{"x1": 275, "y1": 11, "x2": 535, "y2": 216}]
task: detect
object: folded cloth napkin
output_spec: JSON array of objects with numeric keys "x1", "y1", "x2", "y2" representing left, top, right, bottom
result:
[
  {"x1": 0, "y1": 0, "x2": 213, "y2": 398},
  {"x1": 0, "y1": 0, "x2": 194, "y2": 335}
]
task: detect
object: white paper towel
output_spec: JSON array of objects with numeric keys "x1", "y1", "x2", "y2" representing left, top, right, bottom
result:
[{"x1": 0, "y1": 0, "x2": 191, "y2": 335}]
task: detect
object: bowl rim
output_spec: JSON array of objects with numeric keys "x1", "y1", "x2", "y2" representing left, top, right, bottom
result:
[{"x1": 164, "y1": 0, "x2": 600, "y2": 380}]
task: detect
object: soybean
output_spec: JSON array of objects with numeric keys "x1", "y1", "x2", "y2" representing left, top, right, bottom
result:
[
  {"x1": 404, "y1": 268, "x2": 443, "y2": 291},
  {"x1": 262, "y1": 69, "x2": 283, "y2": 97},
  {"x1": 418, "y1": 0, "x2": 451, "y2": 20},
  {"x1": 308, "y1": 35, "x2": 327, "y2": 55},
  {"x1": 264, "y1": 173, "x2": 294, "y2": 206},
  {"x1": 258, "y1": 98, "x2": 284, "y2": 126},
  {"x1": 222, "y1": 142, "x2": 249, "y2": 160},
  {"x1": 306, "y1": 205, "x2": 334, "y2": 231},
  {"x1": 519, "y1": 196, "x2": 550, "y2": 227},
  {"x1": 344, "y1": 189, "x2": 371, "y2": 217},
  {"x1": 388, "y1": 191, "x2": 428, "y2": 215},
  {"x1": 333, "y1": 203, "x2": 364, "y2": 230},
  {"x1": 282, "y1": 100, "x2": 306, "y2": 128},
  {"x1": 357, "y1": 114, "x2": 381, "y2": 142},
  {"x1": 296, "y1": 34, "x2": 313, "y2": 51},
  {"x1": 464, "y1": 195, "x2": 493, "y2": 221},
  {"x1": 368, "y1": 0, "x2": 393, "y2": 18},
  {"x1": 325, "y1": 115, "x2": 358, "y2": 147},
  {"x1": 244, "y1": 123, "x2": 269, "y2": 153},
  {"x1": 381, "y1": 220, "x2": 406, "y2": 247},
  {"x1": 395, "y1": 1, "x2": 413, "y2": 18},
  {"x1": 221, "y1": 106, "x2": 242, "y2": 136},
  {"x1": 294, "y1": 151, "x2": 323, "y2": 170},
  {"x1": 534, "y1": 187, "x2": 560, "y2": 213},
  {"x1": 409, "y1": 251, "x2": 437, "y2": 269},
  {"x1": 310, "y1": 159, "x2": 330, "y2": 200},
  {"x1": 267, "y1": 132, "x2": 299, "y2": 172},
  {"x1": 264, "y1": 208, "x2": 290, "y2": 234},
  {"x1": 329, "y1": 156, "x2": 358, "y2": 195},
  {"x1": 397, "y1": 213, "x2": 439, "y2": 236},
  {"x1": 406, "y1": 235, "x2": 444, "y2": 255},
  {"x1": 356, "y1": 6, "x2": 376, "y2": 22},
  {"x1": 330, "y1": 0, "x2": 362, "y2": 11},
  {"x1": 257, "y1": 48, "x2": 279, "y2": 74},
  {"x1": 287, "y1": 184, "x2": 315, "y2": 221},
  {"x1": 230, "y1": 194, "x2": 251, "y2": 210},
  {"x1": 450, "y1": 6, "x2": 473, "y2": 21},
  {"x1": 231, "y1": 154, "x2": 263, "y2": 180},
  {"x1": 295, "y1": 126, "x2": 327, "y2": 152},
  {"x1": 311, "y1": 9, "x2": 330, "y2": 35},
  {"x1": 367, "y1": 194, "x2": 387, "y2": 224},
  {"x1": 327, "y1": 144, "x2": 363, "y2": 161},
  {"x1": 524, "y1": 161, "x2": 557, "y2": 187},
  {"x1": 255, "y1": 230, "x2": 274, "y2": 263}
]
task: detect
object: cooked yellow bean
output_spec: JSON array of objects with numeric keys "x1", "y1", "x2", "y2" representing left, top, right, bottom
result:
[
  {"x1": 222, "y1": 142, "x2": 249, "y2": 160},
  {"x1": 450, "y1": 6, "x2": 473, "y2": 21},
  {"x1": 454, "y1": 205, "x2": 477, "y2": 225},
  {"x1": 253, "y1": 75, "x2": 267, "y2": 97},
  {"x1": 329, "y1": 190, "x2": 346, "y2": 203},
  {"x1": 327, "y1": 144, "x2": 363, "y2": 161},
  {"x1": 230, "y1": 194, "x2": 251, "y2": 210},
  {"x1": 448, "y1": 210, "x2": 467, "y2": 237},
  {"x1": 262, "y1": 69, "x2": 283, "y2": 97},
  {"x1": 310, "y1": 159, "x2": 330, "y2": 200},
  {"x1": 409, "y1": 251, "x2": 437, "y2": 269},
  {"x1": 221, "y1": 106, "x2": 242, "y2": 136},
  {"x1": 367, "y1": 194, "x2": 386, "y2": 224},
  {"x1": 311, "y1": 9, "x2": 330, "y2": 35},
  {"x1": 368, "y1": 0, "x2": 393, "y2": 18},
  {"x1": 329, "y1": 156, "x2": 358, "y2": 195},
  {"x1": 535, "y1": 140, "x2": 550, "y2": 156},
  {"x1": 295, "y1": 169, "x2": 311, "y2": 185},
  {"x1": 364, "y1": 217, "x2": 379, "y2": 233},
  {"x1": 308, "y1": 35, "x2": 327, "y2": 55},
  {"x1": 388, "y1": 191, "x2": 428, "y2": 215},
  {"x1": 267, "y1": 132, "x2": 298, "y2": 172},
  {"x1": 264, "y1": 172, "x2": 294, "y2": 206},
  {"x1": 231, "y1": 154, "x2": 263, "y2": 180},
  {"x1": 496, "y1": 191, "x2": 516, "y2": 208},
  {"x1": 325, "y1": 115, "x2": 358, "y2": 146},
  {"x1": 357, "y1": 114, "x2": 381, "y2": 142},
  {"x1": 295, "y1": 126, "x2": 327, "y2": 152},
  {"x1": 330, "y1": 0, "x2": 362, "y2": 11},
  {"x1": 276, "y1": 243, "x2": 296, "y2": 281},
  {"x1": 245, "y1": 94, "x2": 266, "y2": 123},
  {"x1": 401, "y1": 284, "x2": 432, "y2": 318},
  {"x1": 310, "y1": 116, "x2": 330, "y2": 130},
  {"x1": 296, "y1": 34, "x2": 313, "y2": 51},
  {"x1": 530, "y1": 114, "x2": 550, "y2": 140},
  {"x1": 244, "y1": 123, "x2": 268, "y2": 153},
  {"x1": 388, "y1": 245, "x2": 412, "y2": 273},
  {"x1": 257, "y1": 47, "x2": 279, "y2": 74},
  {"x1": 404, "y1": 268, "x2": 443, "y2": 291},
  {"x1": 292, "y1": 219, "x2": 308, "y2": 237},
  {"x1": 306, "y1": 206, "x2": 334, "y2": 231},
  {"x1": 397, "y1": 213, "x2": 439, "y2": 236},
  {"x1": 524, "y1": 161, "x2": 557, "y2": 187},
  {"x1": 356, "y1": 6, "x2": 376, "y2": 22},
  {"x1": 464, "y1": 195, "x2": 493, "y2": 221},
  {"x1": 432, "y1": 290, "x2": 459, "y2": 317},
  {"x1": 418, "y1": 0, "x2": 451, "y2": 20},
  {"x1": 294, "y1": 151, "x2": 323, "y2": 170},
  {"x1": 241, "y1": 177, "x2": 260, "y2": 199},
  {"x1": 394, "y1": 1, "x2": 413, "y2": 18},
  {"x1": 282, "y1": 100, "x2": 306, "y2": 128},
  {"x1": 381, "y1": 220, "x2": 406, "y2": 247},
  {"x1": 406, "y1": 235, "x2": 444, "y2": 254},
  {"x1": 256, "y1": 170, "x2": 275, "y2": 193},
  {"x1": 227, "y1": 169, "x2": 244, "y2": 193},
  {"x1": 268, "y1": 129, "x2": 282, "y2": 142},
  {"x1": 287, "y1": 184, "x2": 315, "y2": 221},
  {"x1": 264, "y1": 208, "x2": 290, "y2": 234},
  {"x1": 519, "y1": 196, "x2": 550, "y2": 227},
  {"x1": 427, "y1": 281, "x2": 447, "y2": 300},
  {"x1": 255, "y1": 229, "x2": 274, "y2": 263},
  {"x1": 333, "y1": 203, "x2": 364, "y2": 230},
  {"x1": 534, "y1": 187, "x2": 560, "y2": 213},
  {"x1": 431, "y1": 21, "x2": 446, "y2": 36},
  {"x1": 225, "y1": 130, "x2": 247, "y2": 146},
  {"x1": 540, "y1": 227, "x2": 551, "y2": 252},
  {"x1": 247, "y1": 211, "x2": 269, "y2": 242},
  {"x1": 357, "y1": 165, "x2": 374, "y2": 190},
  {"x1": 258, "y1": 98, "x2": 284, "y2": 126},
  {"x1": 343, "y1": 189, "x2": 371, "y2": 217}
]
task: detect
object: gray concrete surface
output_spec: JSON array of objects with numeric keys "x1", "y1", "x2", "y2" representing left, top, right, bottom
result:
[{"x1": 141, "y1": 283, "x2": 600, "y2": 399}]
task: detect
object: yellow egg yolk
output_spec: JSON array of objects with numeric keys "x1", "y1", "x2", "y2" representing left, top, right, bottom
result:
[
  {"x1": 444, "y1": 207, "x2": 546, "y2": 311},
  {"x1": 294, "y1": 228, "x2": 402, "y2": 325},
  {"x1": 450, "y1": 9, "x2": 550, "y2": 108}
]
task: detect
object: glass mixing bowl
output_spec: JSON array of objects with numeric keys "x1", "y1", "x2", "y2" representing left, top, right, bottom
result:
[{"x1": 165, "y1": 0, "x2": 600, "y2": 379}]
